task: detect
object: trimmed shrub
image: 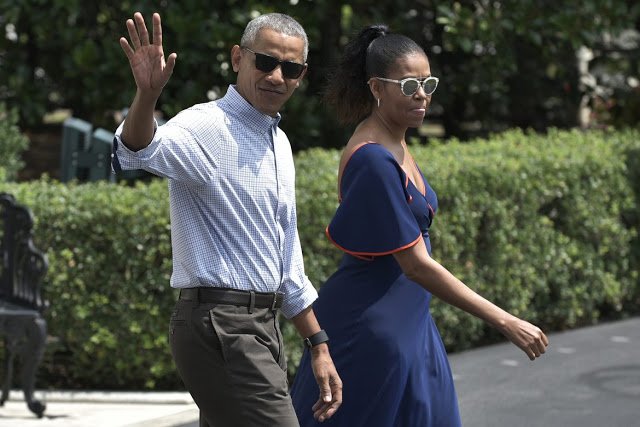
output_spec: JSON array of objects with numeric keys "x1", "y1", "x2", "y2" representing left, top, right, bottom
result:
[
  {"x1": 1, "y1": 127, "x2": 638, "y2": 389},
  {"x1": 0, "y1": 178, "x2": 178, "y2": 389},
  {"x1": 418, "y1": 128, "x2": 640, "y2": 350},
  {"x1": 290, "y1": 127, "x2": 640, "y2": 372}
]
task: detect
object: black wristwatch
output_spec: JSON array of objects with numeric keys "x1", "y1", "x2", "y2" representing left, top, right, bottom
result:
[{"x1": 303, "y1": 330, "x2": 329, "y2": 348}]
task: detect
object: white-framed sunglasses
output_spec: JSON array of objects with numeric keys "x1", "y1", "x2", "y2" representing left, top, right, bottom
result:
[{"x1": 373, "y1": 76, "x2": 439, "y2": 96}]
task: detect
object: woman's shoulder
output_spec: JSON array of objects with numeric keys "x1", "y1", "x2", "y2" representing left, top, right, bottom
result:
[
  {"x1": 340, "y1": 141, "x2": 394, "y2": 173},
  {"x1": 345, "y1": 139, "x2": 389, "y2": 157}
]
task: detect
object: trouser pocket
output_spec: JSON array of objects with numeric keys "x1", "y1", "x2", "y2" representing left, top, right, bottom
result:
[{"x1": 171, "y1": 301, "x2": 297, "y2": 426}]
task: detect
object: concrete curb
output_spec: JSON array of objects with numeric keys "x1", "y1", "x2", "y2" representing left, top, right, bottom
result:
[
  {"x1": 7, "y1": 390, "x2": 194, "y2": 404},
  {"x1": 2, "y1": 390, "x2": 199, "y2": 427}
]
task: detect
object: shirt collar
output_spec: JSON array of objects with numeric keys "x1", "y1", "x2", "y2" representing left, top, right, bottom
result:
[{"x1": 221, "y1": 85, "x2": 281, "y2": 132}]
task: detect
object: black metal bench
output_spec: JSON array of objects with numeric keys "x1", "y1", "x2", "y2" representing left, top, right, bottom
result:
[{"x1": 0, "y1": 193, "x2": 48, "y2": 418}]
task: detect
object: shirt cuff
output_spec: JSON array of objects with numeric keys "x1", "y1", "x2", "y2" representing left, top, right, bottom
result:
[
  {"x1": 280, "y1": 278, "x2": 318, "y2": 319},
  {"x1": 112, "y1": 119, "x2": 160, "y2": 170}
]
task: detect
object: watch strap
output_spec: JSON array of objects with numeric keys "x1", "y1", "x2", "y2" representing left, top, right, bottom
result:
[{"x1": 303, "y1": 329, "x2": 329, "y2": 348}]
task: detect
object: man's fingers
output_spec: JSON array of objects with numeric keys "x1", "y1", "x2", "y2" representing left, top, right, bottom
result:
[
  {"x1": 313, "y1": 402, "x2": 331, "y2": 422},
  {"x1": 153, "y1": 13, "x2": 163, "y2": 47},
  {"x1": 165, "y1": 52, "x2": 178, "y2": 75},
  {"x1": 323, "y1": 403, "x2": 340, "y2": 420},
  {"x1": 312, "y1": 374, "x2": 342, "y2": 421},
  {"x1": 126, "y1": 19, "x2": 140, "y2": 49},
  {"x1": 119, "y1": 37, "x2": 135, "y2": 60},
  {"x1": 318, "y1": 379, "x2": 332, "y2": 403},
  {"x1": 313, "y1": 399, "x2": 341, "y2": 422},
  {"x1": 332, "y1": 379, "x2": 343, "y2": 404},
  {"x1": 134, "y1": 12, "x2": 150, "y2": 46}
]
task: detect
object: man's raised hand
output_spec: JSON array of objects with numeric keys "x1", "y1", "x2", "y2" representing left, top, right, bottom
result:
[{"x1": 119, "y1": 12, "x2": 177, "y2": 98}]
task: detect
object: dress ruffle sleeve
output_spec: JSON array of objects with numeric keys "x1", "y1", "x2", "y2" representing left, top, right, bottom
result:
[{"x1": 326, "y1": 143, "x2": 422, "y2": 259}]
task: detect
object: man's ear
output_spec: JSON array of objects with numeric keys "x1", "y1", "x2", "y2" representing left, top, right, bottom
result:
[
  {"x1": 231, "y1": 45, "x2": 242, "y2": 72},
  {"x1": 295, "y1": 65, "x2": 309, "y2": 88}
]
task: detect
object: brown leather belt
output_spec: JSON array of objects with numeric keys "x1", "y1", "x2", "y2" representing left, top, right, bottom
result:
[{"x1": 178, "y1": 287, "x2": 283, "y2": 311}]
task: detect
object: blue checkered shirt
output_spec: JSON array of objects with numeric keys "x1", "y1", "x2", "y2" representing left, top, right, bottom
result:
[{"x1": 112, "y1": 85, "x2": 317, "y2": 318}]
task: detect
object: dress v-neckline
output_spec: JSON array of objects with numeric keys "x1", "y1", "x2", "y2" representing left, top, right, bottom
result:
[{"x1": 339, "y1": 141, "x2": 427, "y2": 199}]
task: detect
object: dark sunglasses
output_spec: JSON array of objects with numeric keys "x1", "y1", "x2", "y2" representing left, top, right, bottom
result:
[
  {"x1": 374, "y1": 76, "x2": 439, "y2": 96},
  {"x1": 242, "y1": 47, "x2": 306, "y2": 79}
]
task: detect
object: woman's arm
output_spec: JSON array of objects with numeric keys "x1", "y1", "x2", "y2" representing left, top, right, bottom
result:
[{"x1": 393, "y1": 239, "x2": 549, "y2": 360}]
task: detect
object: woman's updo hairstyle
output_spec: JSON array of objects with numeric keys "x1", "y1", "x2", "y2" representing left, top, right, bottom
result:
[{"x1": 324, "y1": 24, "x2": 426, "y2": 125}]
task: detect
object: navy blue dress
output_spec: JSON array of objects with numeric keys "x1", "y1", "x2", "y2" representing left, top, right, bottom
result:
[{"x1": 290, "y1": 143, "x2": 461, "y2": 427}]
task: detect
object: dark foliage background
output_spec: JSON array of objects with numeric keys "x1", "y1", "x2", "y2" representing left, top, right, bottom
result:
[{"x1": 1, "y1": 1, "x2": 638, "y2": 152}]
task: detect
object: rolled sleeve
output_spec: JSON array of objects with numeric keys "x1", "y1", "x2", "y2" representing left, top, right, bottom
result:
[
  {"x1": 112, "y1": 112, "x2": 218, "y2": 184},
  {"x1": 280, "y1": 276, "x2": 318, "y2": 319},
  {"x1": 112, "y1": 120, "x2": 163, "y2": 172},
  {"x1": 279, "y1": 192, "x2": 318, "y2": 318}
]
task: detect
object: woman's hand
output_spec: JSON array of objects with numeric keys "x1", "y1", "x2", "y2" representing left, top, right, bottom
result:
[{"x1": 501, "y1": 316, "x2": 549, "y2": 360}]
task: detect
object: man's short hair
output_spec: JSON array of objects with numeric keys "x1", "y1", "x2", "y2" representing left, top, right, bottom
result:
[{"x1": 241, "y1": 13, "x2": 308, "y2": 61}]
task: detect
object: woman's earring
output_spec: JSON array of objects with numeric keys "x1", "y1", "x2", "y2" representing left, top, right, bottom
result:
[{"x1": 377, "y1": 98, "x2": 380, "y2": 108}]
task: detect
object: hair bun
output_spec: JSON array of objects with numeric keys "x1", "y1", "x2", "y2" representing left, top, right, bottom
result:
[
  {"x1": 359, "y1": 24, "x2": 389, "y2": 50},
  {"x1": 370, "y1": 24, "x2": 389, "y2": 37}
]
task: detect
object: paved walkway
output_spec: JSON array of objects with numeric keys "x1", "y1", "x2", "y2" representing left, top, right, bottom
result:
[
  {"x1": 0, "y1": 317, "x2": 638, "y2": 426},
  {"x1": 0, "y1": 391, "x2": 199, "y2": 427},
  {"x1": 450, "y1": 316, "x2": 640, "y2": 427}
]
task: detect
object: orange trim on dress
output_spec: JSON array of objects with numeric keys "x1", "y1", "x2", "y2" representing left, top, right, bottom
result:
[{"x1": 325, "y1": 227, "x2": 422, "y2": 261}]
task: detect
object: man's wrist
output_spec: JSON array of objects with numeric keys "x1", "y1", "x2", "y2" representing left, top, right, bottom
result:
[
  {"x1": 310, "y1": 341, "x2": 329, "y2": 356},
  {"x1": 303, "y1": 329, "x2": 329, "y2": 349}
]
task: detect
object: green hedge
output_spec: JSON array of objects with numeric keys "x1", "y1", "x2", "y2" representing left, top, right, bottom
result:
[
  {"x1": 293, "y1": 127, "x2": 640, "y2": 367},
  {"x1": 0, "y1": 179, "x2": 177, "y2": 389},
  {"x1": 421, "y1": 128, "x2": 640, "y2": 350},
  {"x1": 1, "y1": 128, "x2": 639, "y2": 390}
]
